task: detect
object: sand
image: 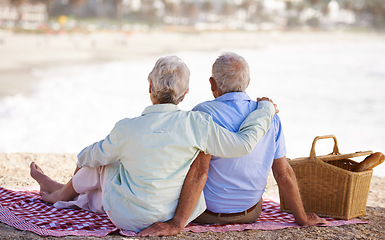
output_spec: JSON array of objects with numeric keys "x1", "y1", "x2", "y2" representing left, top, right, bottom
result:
[
  {"x1": 0, "y1": 30, "x2": 384, "y2": 239},
  {"x1": 0, "y1": 153, "x2": 384, "y2": 239}
]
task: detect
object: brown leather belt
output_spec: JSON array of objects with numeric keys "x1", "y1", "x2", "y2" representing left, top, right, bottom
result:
[{"x1": 204, "y1": 202, "x2": 258, "y2": 217}]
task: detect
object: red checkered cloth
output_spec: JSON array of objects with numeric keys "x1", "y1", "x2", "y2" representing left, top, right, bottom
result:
[{"x1": 0, "y1": 187, "x2": 368, "y2": 237}]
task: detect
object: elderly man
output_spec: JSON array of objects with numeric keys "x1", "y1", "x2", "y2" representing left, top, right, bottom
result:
[
  {"x1": 30, "y1": 55, "x2": 276, "y2": 232},
  {"x1": 140, "y1": 52, "x2": 325, "y2": 237}
]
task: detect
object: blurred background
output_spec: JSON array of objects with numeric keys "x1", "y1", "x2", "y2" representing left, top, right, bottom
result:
[
  {"x1": 0, "y1": 0, "x2": 384, "y2": 176},
  {"x1": 0, "y1": 0, "x2": 384, "y2": 32}
]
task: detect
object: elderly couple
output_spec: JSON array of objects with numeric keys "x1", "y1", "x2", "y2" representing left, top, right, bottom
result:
[{"x1": 30, "y1": 52, "x2": 325, "y2": 236}]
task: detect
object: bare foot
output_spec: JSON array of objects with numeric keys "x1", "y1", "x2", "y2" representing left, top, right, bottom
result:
[
  {"x1": 40, "y1": 180, "x2": 78, "y2": 204},
  {"x1": 30, "y1": 162, "x2": 64, "y2": 193},
  {"x1": 40, "y1": 191, "x2": 62, "y2": 204}
]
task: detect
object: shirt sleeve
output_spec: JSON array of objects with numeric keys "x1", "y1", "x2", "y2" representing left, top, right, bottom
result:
[
  {"x1": 273, "y1": 115, "x2": 287, "y2": 159},
  {"x1": 203, "y1": 101, "x2": 275, "y2": 158},
  {"x1": 77, "y1": 124, "x2": 121, "y2": 168}
]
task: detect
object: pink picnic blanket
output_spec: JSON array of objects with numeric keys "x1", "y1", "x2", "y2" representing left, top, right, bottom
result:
[{"x1": 0, "y1": 187, "x2": 367, "y2": 237}]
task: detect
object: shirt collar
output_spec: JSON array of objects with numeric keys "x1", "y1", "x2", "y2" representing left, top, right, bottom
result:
[
  {"x1": 214, "y1": 92, "x2": 252, "y2": 102},
  {"x1": 142, "y1": 104, "x2": 181, "y2": 115}
]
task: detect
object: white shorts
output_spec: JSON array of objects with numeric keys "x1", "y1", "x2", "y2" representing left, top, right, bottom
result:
[{"x1": 54, "y1": 166, "x2": 109, "y2": 213}]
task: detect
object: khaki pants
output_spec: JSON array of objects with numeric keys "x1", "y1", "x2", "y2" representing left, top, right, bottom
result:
[{"x1": 193, "y1": 198, "x2": 263, "y2": 224}]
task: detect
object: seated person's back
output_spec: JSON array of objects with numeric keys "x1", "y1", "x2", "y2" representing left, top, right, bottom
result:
[{"x1": 193, "y1": 92, "x2": 286, "y2": 213}]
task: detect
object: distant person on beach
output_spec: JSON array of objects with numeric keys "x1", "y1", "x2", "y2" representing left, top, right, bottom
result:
[
  {"x1": 30, "y1": 55, "x2": 277, "y2": 232},
  {"x1": 140, "y1": 52, "x2": 326, "y2": 236}
]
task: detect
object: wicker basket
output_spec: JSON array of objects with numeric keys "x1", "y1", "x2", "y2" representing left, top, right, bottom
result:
[{"x1": 279, "y1": 135, "x2": 373, "y2": 220}]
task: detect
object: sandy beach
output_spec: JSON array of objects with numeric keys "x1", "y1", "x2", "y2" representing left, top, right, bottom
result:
[
  {"x1": 0, "y1": 30, "x2": 384, "y2": 239},
  {"x1": 0, "y1": 153, "x2": 384, "y2": 239}
]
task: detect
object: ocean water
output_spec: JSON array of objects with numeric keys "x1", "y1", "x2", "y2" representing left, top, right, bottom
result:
[{"x1": 1, "y1": 37, "x2": 384, "y2": 176}]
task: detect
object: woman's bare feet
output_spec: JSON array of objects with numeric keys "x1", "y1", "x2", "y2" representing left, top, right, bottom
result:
[
  {"x1": 30, "y1": 162, "x2": 79, "y2": 203},
  {"x1": 40, "y1": 180, "x2": 79, "y2": 204},
  {"x1": 30, "y1": 162, "x2": 64, "y2": 193},
  {"x1": 40, "y1": 190, "x2": 61, "y2": 203}
]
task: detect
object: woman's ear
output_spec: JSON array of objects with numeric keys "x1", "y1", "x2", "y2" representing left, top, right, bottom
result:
[{"x1": 178, "y1": 88, "x2": 189, "y2": 103}]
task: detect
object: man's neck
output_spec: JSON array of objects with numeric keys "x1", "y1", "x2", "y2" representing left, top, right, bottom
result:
[{"x1": 214, "y1": 90, "x2": 225, "y2": 99}]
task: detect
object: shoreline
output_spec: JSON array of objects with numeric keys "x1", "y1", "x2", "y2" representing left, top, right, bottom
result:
[{"x1": 1, "y1": 30, "x2": 384, "y2": 99}]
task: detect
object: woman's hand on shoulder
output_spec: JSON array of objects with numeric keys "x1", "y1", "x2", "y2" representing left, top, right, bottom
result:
[{"x1": 257, "y1": 97, "x2": 279, "y2": 114}]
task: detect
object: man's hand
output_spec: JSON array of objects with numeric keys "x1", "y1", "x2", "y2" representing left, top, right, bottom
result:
[
  {"x1": 303, "y1": 213, "x2": 327, "y2": 226},
  {"x1": 139, "y1": 152, "x2": 211, "y2": 237},
  {"x1": 273, "y1": 157, "x2": 327, "y2": 226},
  {"x1": 257, "y1": 97, "x2": 279, "y2": 114},
  {"x1": 138, "y1": 219, "x2": 181, "y2": 237}
]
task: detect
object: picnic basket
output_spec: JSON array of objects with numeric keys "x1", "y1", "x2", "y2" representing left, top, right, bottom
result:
[{"x1": 279, "y1": 135, "x2": 373, "y2": 220}]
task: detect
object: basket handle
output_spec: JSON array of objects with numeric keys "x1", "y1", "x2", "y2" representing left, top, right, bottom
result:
[{"x1": 309, "y1": 135, "x2": 340, "y2": 160}]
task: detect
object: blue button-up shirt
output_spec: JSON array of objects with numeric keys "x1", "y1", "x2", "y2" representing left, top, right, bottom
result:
[
  {"x1": 193, "y1": 92, "x2": 286, "y2": 213},
  {"x1": 77, "y1": 102, "x2": 274, "y2": 231}
]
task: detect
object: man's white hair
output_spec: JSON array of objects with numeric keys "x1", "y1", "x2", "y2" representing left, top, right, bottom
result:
[
  {"x1": 148, "y1": 56, "x2": 190, "y2": 104},
  {"x1": 212, "y1": 52, "x2": 250, "y2": 94}
]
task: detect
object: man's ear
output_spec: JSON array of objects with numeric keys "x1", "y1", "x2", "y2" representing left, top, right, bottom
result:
[
  {"x1": 149, "y1": 82, "x2": 152, "y2": 93},
  {"x1": 209, "y1": 77, "x2": 217, "y2": 92}
]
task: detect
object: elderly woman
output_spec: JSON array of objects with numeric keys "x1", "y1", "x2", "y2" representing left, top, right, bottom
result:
[{"x1": 30, "y1": 56, "x2": 276, "y2": 232}]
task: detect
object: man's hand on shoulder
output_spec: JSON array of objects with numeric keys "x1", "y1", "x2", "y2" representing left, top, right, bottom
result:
[
  {"x1": 138, "y1": 219, "x2": 182, "y2": 237},
  {"x1": 257, "y1": 97, "x2": 279, "y2": 114}
]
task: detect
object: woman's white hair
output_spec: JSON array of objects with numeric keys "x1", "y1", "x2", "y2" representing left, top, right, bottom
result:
[
  {"x1": 148, "y1": 56, "x2": 190, "y2": 104},
  {"x1": 212, "y1": 52, "x2": 250, "y2": 94}
]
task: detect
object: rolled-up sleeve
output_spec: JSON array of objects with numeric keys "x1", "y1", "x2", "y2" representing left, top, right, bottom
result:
[
  {"x1": 204, "y1": 101, "x2": 275, "y2": 158},
  {"x1": 77, "y1": 125, "x2": 121, "y2": 168}
]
